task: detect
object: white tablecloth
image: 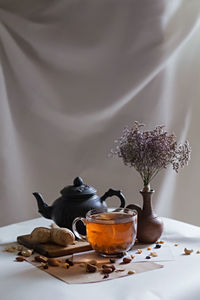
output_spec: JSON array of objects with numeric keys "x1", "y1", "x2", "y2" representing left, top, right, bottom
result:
[{"x1": 1, "y1": 217, "x2": 200, "y2": 300}]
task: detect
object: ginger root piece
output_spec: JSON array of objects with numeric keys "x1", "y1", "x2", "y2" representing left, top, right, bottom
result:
[
  {"x1": 50, "y1": 227, "x2": 75, "y2": 246},
  {"x1": 30, "y1": 227, "x2": 51, "y2": 243}
]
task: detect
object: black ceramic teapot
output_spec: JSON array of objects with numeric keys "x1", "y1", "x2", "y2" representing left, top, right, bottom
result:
[{"x1": 33, "y1": 177, "x2": 126, "y2": 233}]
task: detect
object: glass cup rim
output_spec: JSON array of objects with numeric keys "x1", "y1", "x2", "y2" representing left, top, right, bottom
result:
[{"x1": 85, "y1": 207, "x2": 137, "y2": 224}]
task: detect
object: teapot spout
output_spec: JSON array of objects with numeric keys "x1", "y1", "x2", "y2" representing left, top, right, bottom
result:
[{"x1": 33, "y1": 192, "x2": 52, "y2": 220}]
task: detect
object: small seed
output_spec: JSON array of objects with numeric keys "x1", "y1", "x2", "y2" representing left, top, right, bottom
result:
[
  {"x1": 86, "y1": 263, "x2": 97, "y2": 273},
  {"x1": 16, "y1": 256, "x2": 25, "y2": 262},
  {"x1": 35, "y1": 255, "x2": 48, "y2": 263},
  {"x1": 128, "y1": 270, "x2": 135, "y2": 275},
  {"x1": 136, "y1": 249, "x2": 142, "y2": 254},
  {"x1": 122, "y1": 256, "x2": 132, "y2": 264},
  {"x1": 65, "y1": 259, "x2": 74, "y2": 266},
  {"x1": 147, "y1": 247, "x2": 151, "y2": 250}
]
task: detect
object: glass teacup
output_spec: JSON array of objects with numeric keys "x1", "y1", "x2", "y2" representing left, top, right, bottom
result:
[{"x1": 72, "y1": 207, "x2": 137, "y2": 257}]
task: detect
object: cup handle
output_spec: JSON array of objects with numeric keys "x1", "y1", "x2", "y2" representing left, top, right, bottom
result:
[{"x1": 72, "y1": 217, "x2": 87, "y2": 241}]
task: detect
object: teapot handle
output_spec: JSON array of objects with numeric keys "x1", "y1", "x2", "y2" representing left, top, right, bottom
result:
[{"x1": 100, "y1": 188, "x2": 126, "y2": 208}]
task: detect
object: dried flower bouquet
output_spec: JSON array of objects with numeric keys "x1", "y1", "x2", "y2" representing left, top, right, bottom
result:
[{"x1": 112, "y1": 121, "x2": 191, "y2": 191}]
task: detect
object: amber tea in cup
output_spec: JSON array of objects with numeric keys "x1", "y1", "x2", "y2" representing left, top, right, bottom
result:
[{"x1": 72, "y1": 208, "x2": 137, "y2": 257}]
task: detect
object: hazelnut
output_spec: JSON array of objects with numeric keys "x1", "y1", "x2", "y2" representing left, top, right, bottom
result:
[
  {"x1": 86, "y1": 263, "x2": 97, "y2": 273},
  {"x1": 122, "y1": 256, "x2": 132, "y2": 264}
]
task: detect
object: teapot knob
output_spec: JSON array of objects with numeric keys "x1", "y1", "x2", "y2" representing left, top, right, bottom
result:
[{"x1": 73, "y1": 177, "x2": 83, "y2": 187}]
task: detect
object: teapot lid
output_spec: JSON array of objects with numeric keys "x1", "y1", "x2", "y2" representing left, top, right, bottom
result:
[{"x1": 60, "y1": 177, "x2": 96, "y2": 198}]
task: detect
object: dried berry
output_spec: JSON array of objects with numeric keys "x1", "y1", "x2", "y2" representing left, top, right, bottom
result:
[
  {"x1": 103, "y1": 274, "x2": 109, "y2": 279},
  {"x1": 145, "y1": 256, "x2": 151, "y2": 259},
  {"x1": 155, "y1": 244, "x2": 161, "y2": 249},
  {"x1": 65, "y1": 259, "x2": 74, "y2": 266},
  {"x1": 43, "y1": 264, "x2": 49, "y2": 269}
]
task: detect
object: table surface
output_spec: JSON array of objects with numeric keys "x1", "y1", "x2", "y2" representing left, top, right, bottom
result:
[{"x1": 1, "y1": 217, "x2": 200, "y2": 300}]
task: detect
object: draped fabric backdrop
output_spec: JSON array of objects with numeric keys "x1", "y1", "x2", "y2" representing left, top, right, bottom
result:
[{"x1": 0, "y1": 0, "x2": 200, "y2": 227}]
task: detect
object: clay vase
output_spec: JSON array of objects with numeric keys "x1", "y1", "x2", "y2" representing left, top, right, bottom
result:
[{"x1": 127, "y1": 189, "x2": 163, "y2": 244}]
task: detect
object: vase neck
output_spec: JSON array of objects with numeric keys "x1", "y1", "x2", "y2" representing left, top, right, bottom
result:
[{"x1": 140, "y1": 190, "x2": 155, "y2": 216}]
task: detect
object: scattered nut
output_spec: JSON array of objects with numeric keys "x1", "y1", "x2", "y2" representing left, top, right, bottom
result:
[
  {"x1": 150, "y1": 252, "x2": 158, "y2": 257},
  {"x1": 196, "y1": 250, "x2": 200, "y2": 254},
  {"x1": 174, "y1": 244, "x2": 179, "y2": 247},
  {"x1": 102, "y1": 264, "x2": 115, "y2": 272},
  {"x1": 86, "y1": 263, "x2": 97, "y2": 273},
  {"x1": 115, "y1": 269, "x2": 125, "y2": 272},
  {"x1": 131, "y1": 255, "x2": 135, "y2": 259},
  {"x1": 128, "y1": 270, "x2": 135, "y2": 275},
  {"x1": 21, "y1": 249, "x2": 33, "y2": 257},
  {"x1": 102, "y1": 267, "x2": 113, "y2": 274},
  {"x1": 16, "y1": 256, "x2": 25, "y2": 262},
  {"x1": 48, "y1": 258, "x2": 61, "y2": 266},
  {"x1": 34, "y1": 255, "x2": 48, "y2": 263},
  {"x1": 184, "y1": 248, "x2": 193, "y2": 255},
  {"x1": 136, "y1": 249, "x2": 142, "y2": 254},
  {"x1": 122, "y1": 256, "x2": 132, "y2": 264}
]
